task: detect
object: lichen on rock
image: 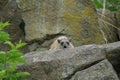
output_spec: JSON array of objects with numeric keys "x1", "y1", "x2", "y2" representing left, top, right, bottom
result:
[{"x1": 16, "y1": 0, "x2": 105, "y2": 50}]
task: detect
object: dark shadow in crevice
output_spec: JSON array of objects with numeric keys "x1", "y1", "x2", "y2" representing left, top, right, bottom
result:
[{"x1": 19, "y1": 19, "x2": 26, "y2": 36}]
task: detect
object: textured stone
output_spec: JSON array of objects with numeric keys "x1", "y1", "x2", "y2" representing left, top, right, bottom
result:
[
  {"x1": 116, "y1": 10, "x2": 120, "y2": 40},
  {"x1": 0, "y1": 0, "x2": 29, "y2": 52},
  {"x1": 16, "y1": 0, "x2": 105, "y2": 47},
  {"x1": 102, "y1": 41, "x2": 120, "y2": 76},
  {"x1": 19, "y1": 44, "x2": 106, "y2": 80},
  {"x1": 28, "y1": 42, "x2": 39, "y2": 51},
  {"x1": 18, "y1": 41, "x2": 120, "y2": 80},
  {"x1": 97, "y1": 9, "x2": 118, "y2": 43},
  {"x1": 70, "y1": 59, "x2": 119, "y2": 80}
]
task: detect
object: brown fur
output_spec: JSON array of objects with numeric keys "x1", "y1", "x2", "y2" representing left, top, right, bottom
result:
[{"x1": 49, "y1": 36, "x2": 74, "y2": 50}]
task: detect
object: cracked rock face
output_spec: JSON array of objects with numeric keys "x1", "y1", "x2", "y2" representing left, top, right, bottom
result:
[
  {"x1": 70, "y1": 59, "x2": 119, "y2": 80},
  {"x1": 18, "y1": 42, "x2": 120, "y2": 80},
  {"x1": 16, "y1": 0, "x2": 104, "y2": 47}
]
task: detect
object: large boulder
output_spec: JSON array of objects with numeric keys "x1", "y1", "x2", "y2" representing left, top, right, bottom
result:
[
  {"x1": 70, "y1": 59, "x2": 119, "y2": 80},
  {"x1": 16, "y1": 0, "x2": 105, "y2": 49},
  {"x1": 18, "y1": 41, "x2": 120, "y2": 80},
  {"x1": 19, "y1": 44, "x2": 106, "y2": 80}
]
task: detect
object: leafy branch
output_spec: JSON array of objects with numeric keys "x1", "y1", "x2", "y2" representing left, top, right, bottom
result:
[{"x1": 0, "y1": 22, "x2": 30, "y2": 80}]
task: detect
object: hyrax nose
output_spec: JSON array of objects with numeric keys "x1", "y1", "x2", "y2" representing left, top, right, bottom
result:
[{"x1": 64, "y1": 46, "x2": 67, "y2": 48}]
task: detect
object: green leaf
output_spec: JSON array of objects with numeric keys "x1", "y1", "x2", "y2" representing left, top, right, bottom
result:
[
  {"x1": 7, "y1": 50, "x2": 24, "y2": 64},
  {"x1": 5, "y1": 73, "x2": 18, "y2": 79},
  {"x1": 0, "y1": 22, "x2": 10, "y2": 30},
  {"x1": 5, "y1": 41, "x2": 15, "y2": 49},
  {"x1": 15, "y1": 72, "x2": 30, "y2": 77},
  {"x1": 93, "y1": 0, "x2": 103, "y2": 8},
  {"x1": 0, "y1": 31, "x2": 9, "y2": 43},
  {"x1": 7, "y1": 49, "x2": 23, "y2": 57},
  {"x1": 0, "y1": 22, "x2": 30, "y2": 80},
  {"x1": 0, "y1": 70, "x2": 6, "y2": 79},
  {"x1": 108, "y1": 6, "x2": 118, "y2": 12},
  {"x1": 16, "y1": 57, "x2": 26, "y2": 63},
  {"x1": 7, "y1": 49, "x2": 26, "y2": 66},
  {"x1": 0, "y1": 51, "x2": 6, "y2": 63},
  {"x1": 15, "y1": 77, "x2": 31, "y2": 80},
  {"x1": 8, "y1": 62, "x2": 17, "y2": 71},
  {"x1": 0, "y1": 63, "x2": 5, "y2": 70},
  {"x1": 8, "y1": 57, "x2": 26, "y2": 65},
  {"x1": 16, "y1": 42, "x2": 27, "y2": 49}
]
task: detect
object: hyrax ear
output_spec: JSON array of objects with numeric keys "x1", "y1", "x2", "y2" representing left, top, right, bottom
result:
[{"x1": 57, "y1": 39, "x2": 61, "y2": 43}]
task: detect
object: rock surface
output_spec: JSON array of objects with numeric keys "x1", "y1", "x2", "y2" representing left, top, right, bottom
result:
[
  {"x1": 70, "y1": 59, "x2": 119, "y2": 80},
  {"x1": 97, "y1": 10, "x2": 118, "y2": 43},
  {"x1": 0, "y1": 0, "x2": 120, "y2": 79},
  {"x1": 19, "y1": 44, "x2": 106, "y2": 80},
  {"x1": 102, "y1": 41, "x2": 120, "y2": 75},
  {"x1": 116, "y1": 10, "x2": 120, "y2": 40},
  {"x1": 0, "y1": 0, "x2": 29, "y2": 52},
  {"x1": 16, "y1": 0, "x2": 105, "y2": 47},
  {"x1": 18, "y1": 41, "x2": 120, "y2": 80}
]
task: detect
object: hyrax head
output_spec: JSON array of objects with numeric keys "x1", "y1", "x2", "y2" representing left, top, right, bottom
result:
[{"x1": 57, "y1": 36, "x2": 71, "y2": 49}]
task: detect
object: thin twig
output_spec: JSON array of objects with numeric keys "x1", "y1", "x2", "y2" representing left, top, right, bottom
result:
[
  {"x1": 101, "y1": 0, "x2": 106, "y2": 18},
  {"x1": 99, "y1": 18, "x2": 120, "y2": 31}
]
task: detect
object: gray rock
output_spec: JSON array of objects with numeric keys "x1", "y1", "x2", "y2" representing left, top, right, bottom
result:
[
  {"x1": 102, "y1": 41, "x2": 120, "y2": 77},
  {"x1": 18, "y1": 41, "x2": 120, "y2": 80},
  {"x1": 28, "y1": 42, "x2": 39, "y2": 51},
  {"x1": 70, "y1": 59, "x2": 119, "y2": 80},
  {"x1": 16, "y1": 0, "x2": 105, "y2": 47},
  {"x1": 116, "y1": 10, "x2": 120, "y2": 40},
  {"x1": 0, "y1": 0, "x2": 29, "y2": 52},
  {"x1": 20, "y1": 44, "x2": 106, "y2": 80},
  {"x1": 97, "y1": 9, "x2": 118, "y2": 43}
]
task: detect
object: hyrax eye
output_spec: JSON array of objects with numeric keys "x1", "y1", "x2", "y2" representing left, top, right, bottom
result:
[
  {"x1": 61, "y1": 42, "x2": 64, "y2": 45},
  {"x1": 66, "y1": 42, "x2": 69, "y2": 45},
  {"x1": 57, "y1": 39, "x2": 61, "y2": 43}
]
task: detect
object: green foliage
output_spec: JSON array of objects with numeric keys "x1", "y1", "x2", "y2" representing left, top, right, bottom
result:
[
  {"x1": 0, "y1": 22, "x2": 10, "y2": 43},
  {"x1": 0, "y1": 22, "x2": 30, "y2": 80},
  {"x1": 93, "y1": 0, "x2": 120, "y2": 12},
  {"x1": 93, "y1": 0, "x2": 103, "y2": 9},
  {"x1": 0, "y1": 22, "x2": 10, "y2": 30}
]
